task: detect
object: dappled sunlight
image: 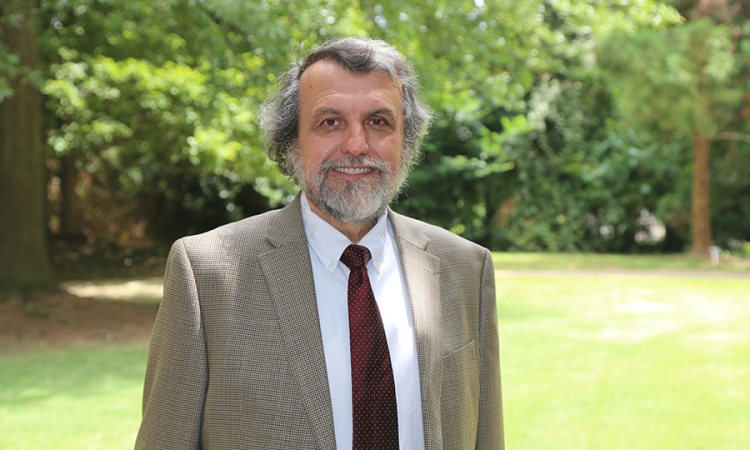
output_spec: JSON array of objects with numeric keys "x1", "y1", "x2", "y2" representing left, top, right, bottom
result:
[
  {"x1": 504, "y1": 275, "x2": 750, "y2": 344},
  {"x1": 596, "y1": 285, "x2": 750, "y2": 343},
  {"x1": 62, "y1": 278, "x2": 163, "y2": 303},
  {"x1": 599, "y1": 320, "x2": 683, "y2": 343}
]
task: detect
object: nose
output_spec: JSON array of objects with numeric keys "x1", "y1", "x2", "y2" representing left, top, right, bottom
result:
[{"x1": 343, "y1": 123, "x2": 369, "y2": 156}]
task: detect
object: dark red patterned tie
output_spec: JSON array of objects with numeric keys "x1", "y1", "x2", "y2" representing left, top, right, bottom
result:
[{"x1": 340, "y1": 244, "x2": 399, "y2": 450}]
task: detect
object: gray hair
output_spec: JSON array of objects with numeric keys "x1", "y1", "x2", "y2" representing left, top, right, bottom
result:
[{"x1": 259, "y1": 37, "x2": 433, "y2": 181}]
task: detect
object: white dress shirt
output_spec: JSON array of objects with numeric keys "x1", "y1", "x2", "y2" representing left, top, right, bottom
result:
[{"x1": 300, "y1": 193, "x2": 425, "y2": 450}]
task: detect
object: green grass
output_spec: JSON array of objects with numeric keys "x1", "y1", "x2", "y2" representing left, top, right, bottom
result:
[
  {"x1": 497, "y1": 275, "x2": 750, "y2": 449},
  {"x1": 492, "y1": 251, "x2": 750, "y2": 271},
  {"x1": 2, "y1": 253, "x2": 749, "y2": 449},
  {"x1": 0, "y1": 346, "x2": 147, "y2": 449}
]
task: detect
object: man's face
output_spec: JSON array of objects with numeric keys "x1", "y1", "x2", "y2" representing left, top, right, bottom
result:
[{"x1": 293, "y1": 60, "x2": 406, "y2": 224}]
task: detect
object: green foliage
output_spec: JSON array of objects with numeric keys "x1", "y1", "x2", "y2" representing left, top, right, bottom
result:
[
  {"x1": 0, "y1": 39, "x2": 21, "y2": 101},
  {"x1": 597, "y1": 7, "x2": 750, "y2": 251},
  {"x1": 1, "y1": 0, "x2": 746, "y2": 249},
  {"x1": 490, "y1": 76, "x2": 689, "y2": 252},
  {"x1": 42, "y1": 51, "x2": 292, "y2": 238},
  {"x1": 598, "y1": 18, "x2": 741, "y2": 137},
  {"x1": 711, "y1": 138, "x2": 750, "y2": 249},
  {"x1": 394, "y1": 0, "x2": 688, "y2": 251}
]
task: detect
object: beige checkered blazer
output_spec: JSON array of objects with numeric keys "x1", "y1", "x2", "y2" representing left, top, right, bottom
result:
[{"x1": 135, "y1": 195, "x2": 503, "y2": 449}]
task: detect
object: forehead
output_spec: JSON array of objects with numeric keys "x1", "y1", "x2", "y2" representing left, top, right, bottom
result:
[{"x1": 298, "y1": 61, "x2": 402, "y2": 113}]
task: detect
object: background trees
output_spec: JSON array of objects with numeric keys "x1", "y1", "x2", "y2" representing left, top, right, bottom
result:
[
  {"x1": 1, "y1": 0, "x2": 748, "y2": 295},
  {"x1": 598, "y1": 0, "x2": 750, "y2": 256},
  {"x1": 1, "y1": 0, "x2": 56, "y2": 293}
]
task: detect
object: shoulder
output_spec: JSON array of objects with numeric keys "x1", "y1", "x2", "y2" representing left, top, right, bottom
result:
[
  {"x1": 390, "y1": 211, "x2": 494, "y2": 293},
  {"x1": 179, "y1": 208, "x2": 279, "y2": 248},
  {"x1": 175, "y1": 198, "x2": 304, "y2": 260},
  {"x1": 389, "y1": 211, "x2": 489, "y2": 259}
]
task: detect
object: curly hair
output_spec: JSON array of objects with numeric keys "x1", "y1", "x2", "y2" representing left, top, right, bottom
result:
[{"x1": 259, "y1": 37, "x2": 433, "y2": 182}]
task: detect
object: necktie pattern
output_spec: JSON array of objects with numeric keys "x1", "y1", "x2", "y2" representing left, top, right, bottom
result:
[{"x1": 340, "y1": 244, "x2": 399, "y2": 450}]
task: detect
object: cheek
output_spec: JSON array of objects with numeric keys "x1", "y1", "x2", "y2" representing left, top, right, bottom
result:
[
  {"x1": 298, "y1": 143, "x2": 327, "y2": 168},
  {"x1": 304, "y1": 138, "x2": 339, "y2": 162},
  {"x1": 378, "y1": 136, "x2": 402, "y2": 165}
]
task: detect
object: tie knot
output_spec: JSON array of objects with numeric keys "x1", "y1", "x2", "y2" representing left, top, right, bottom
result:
[{"x1": 340, "y1": 244, "x2": 371, "y2": 270}]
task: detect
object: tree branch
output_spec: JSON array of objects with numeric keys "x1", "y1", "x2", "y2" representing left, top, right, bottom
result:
[{"x1": 714, "y1": 131, "x2": 750, "y2": 143}]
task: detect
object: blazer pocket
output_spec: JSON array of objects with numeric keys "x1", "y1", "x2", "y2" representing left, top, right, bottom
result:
[{"x1": 441, "y1": 340, "x2": 480, "y2": 450}]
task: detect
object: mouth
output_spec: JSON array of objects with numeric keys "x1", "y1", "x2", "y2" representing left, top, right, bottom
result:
[{"x1": 332, "y1": 166, "x2": 376, "y2": 175}]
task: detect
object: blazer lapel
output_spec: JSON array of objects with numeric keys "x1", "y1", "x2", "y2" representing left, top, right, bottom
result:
[
  {"x1": 259, "y1": 197, "x2": 337, "y2": 450},
  {"x1": 390, "y1": 212, "x2": 444, "y2": 450}
]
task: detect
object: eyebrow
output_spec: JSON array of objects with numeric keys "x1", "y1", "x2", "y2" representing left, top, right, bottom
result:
[
  {"x1": 369, "y1": 108, "x2": 398, "y2": 123},
  {"x1": 309, "y1": 107, "x2": 344, "y2": 126}
]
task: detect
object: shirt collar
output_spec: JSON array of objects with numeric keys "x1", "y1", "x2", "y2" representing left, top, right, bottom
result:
[{"x1": 300, "y1": 192, "x2": 388, "y2": 274}]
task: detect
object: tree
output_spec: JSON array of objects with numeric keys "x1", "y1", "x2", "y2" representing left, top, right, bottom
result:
[
  {"x1": 0, "y1": 0, "x2": 56, "y2": 294},
  {"x1": 598, "y1": 5, "x2": 745, "y2": 255},
  {"x1": 3, "y1": 0, "x2": 744, "y2": 274}
]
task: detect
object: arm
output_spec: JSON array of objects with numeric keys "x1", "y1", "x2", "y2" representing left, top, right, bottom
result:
[
  {"x1": 135, "y1": 239, "x2": 207, "y2": 450},
  {"x1": 476, "y1": 249, "x2": 504, "y2": 449}
]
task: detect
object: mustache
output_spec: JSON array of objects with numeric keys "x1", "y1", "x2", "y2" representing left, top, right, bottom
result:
[{"x1": 318, "y1": 155, "x2": 391, "y2": 174}]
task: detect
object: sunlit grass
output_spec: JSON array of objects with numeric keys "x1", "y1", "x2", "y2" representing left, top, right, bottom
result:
[
  {"x1": 492, "y1": 251, "x2": 750, "y2": 271},
  {"x1": 0, "y1": 346, "x2": 146, "y2": 450},
  {"x1": 497, "y1": 275, "x2": 750, "y2": 449},
  {"x1": 1, "y1": 254, "x2": 749, "y2": 449}
]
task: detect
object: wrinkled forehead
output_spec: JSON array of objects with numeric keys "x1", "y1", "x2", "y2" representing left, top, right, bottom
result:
[{"x1": 298, "y1": 61, "x2": 403, "y2": 111}]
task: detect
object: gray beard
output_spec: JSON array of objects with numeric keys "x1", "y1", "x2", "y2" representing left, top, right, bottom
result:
[{"x1": 292, "y1": 153, "x2": 408, "y2": 224}]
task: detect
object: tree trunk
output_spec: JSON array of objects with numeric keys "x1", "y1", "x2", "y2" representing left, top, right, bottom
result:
[
  {"x1": 690, "y1": 132, "x2": 713, "y2": 256},
  {"x1": 0, "y1": 0, "x2": 57, "y2": 295}
]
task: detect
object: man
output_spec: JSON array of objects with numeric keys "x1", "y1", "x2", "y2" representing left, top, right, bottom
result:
[{"x1": 135, "y1": 37, "x2": 503, "y2": 450}]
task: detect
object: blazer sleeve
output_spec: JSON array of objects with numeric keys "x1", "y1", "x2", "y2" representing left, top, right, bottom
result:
[
  {"x1": 135, "y1": 239, "x2": 207, "y2": 450},
  {"x1": 477, "y1": 249, "x2": 505, "y2": 449}
]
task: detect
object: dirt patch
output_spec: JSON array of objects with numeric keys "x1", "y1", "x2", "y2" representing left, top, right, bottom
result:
[
  {"x1": 0, "y1": 290, "x2": 158, "y2": 353},
  {"x1": 1, "y1": 240, "x2": 167, "y2": 354}
]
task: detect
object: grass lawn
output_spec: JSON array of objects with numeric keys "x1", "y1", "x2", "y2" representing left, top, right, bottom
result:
[
  {"x1": 1, "y1": 252, "x2": 748, "y2": 449},
  {"x1": 497, "y1": 274, "x2": 750, "y2": 449},
  {"x1": 0, "y1": 346, "x2": 147, "y2": 449},
  {"x1": 492, "y1": 251, "x2": 750, "y2": 272}
]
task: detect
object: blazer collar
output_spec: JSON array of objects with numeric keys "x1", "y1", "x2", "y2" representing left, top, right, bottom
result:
[{"x1": 266, "y1": 194, "x2": 308, "y2": 248}]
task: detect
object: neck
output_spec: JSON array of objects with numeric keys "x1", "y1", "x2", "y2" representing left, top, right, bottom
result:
[{"x1": 306, "y1": 196, "x2": 378, "y2": 243}]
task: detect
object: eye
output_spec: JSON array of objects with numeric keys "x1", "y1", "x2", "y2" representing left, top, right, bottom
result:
[
  {"x1": 323, "y1": 118, "x2": 339, "y2": 127},
  {"x1": 369, "y1": 117, "x2": 387, "y2": 126}
]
